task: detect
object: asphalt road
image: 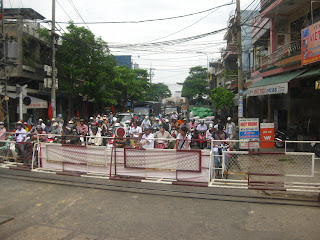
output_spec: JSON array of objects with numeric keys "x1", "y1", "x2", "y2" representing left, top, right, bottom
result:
[{"x1": 0, "y1": 170, "x2": 319, "y2": 240}]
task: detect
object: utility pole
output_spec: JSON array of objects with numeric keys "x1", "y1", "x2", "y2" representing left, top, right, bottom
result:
[
  {"x1": 149, "y1": 67, "x2": 155, "y2": 83},
  {"x1": 50, "y1": 0, "x2": 56, "y2": 118},
  {"x1": 237, "y1": 0, "x2": 244, "y2": 118},
  {"x1": 0, "y1": 0, "x2": 9, "y2": 128}
]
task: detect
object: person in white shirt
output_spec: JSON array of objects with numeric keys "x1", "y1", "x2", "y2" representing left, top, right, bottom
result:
[
  {"x1": 141, "y1": 116, "x2": 151, "y2": 130},
  {"x1": 15, "y1": 122, "x2": 27, "y2": 161},
  {"x1": 225, "y1": 117, "x2": 236, "y2": 140},
  {"x1": 170, "y1": 112, "x2": 178, "y2": 120},
  {"x1": 88, "y1": 126, "x2": 102, "y2": 146},
  {"x1": 38, "y1": 118, "x2": 46, "y2": 130},
  {"x1": 130, "y1": 121, "x2": 142, "y2": 138},
  {"x1": 196, "y1": 120, "x2": 207, "y2": 131},
  {"x1": 174, "y1": 126, "x2": 191, "y2": 150},
  {"x1": 138, "y1": 126, "x2": 154, "y2": 149}
]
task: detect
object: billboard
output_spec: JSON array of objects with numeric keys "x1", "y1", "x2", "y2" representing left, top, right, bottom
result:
[
  {"x1": 260, "y1": 123, "x2": 274, "y2": 148},
  {"x1": 239, "y1": 118, "x2": 259, "y2": 149},
  {"x1": 301, "y1": 21, "x2": 320, "y2": 65}
]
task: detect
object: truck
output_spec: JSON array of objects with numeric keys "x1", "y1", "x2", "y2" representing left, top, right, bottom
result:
[
  {"x1": 162, "y1": 97, "x2": 189, "y2": 118},
  {"x1": 133, "y1": 101, "x2": 161, "y2": 119}
]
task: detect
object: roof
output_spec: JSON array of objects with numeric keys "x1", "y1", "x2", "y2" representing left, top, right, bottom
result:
[
  {"x1": 296, "y1": 68, "x2": 320, "y2": 79},
  {"x1": 4, "y1": 8, "x2": 45, "y2": 20},
  {"x1": 249, "y1": 69, "x2": 307, "y2": 89}
]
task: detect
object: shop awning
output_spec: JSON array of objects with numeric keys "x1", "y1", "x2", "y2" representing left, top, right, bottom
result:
[
  {"x1": 296, "y1": 68, "x2": 320, "y2": 79},
  {"x1": 247, "y1": 69, "x2": 306, "y2": 97},
  {"x1": 26, "y1": 96, "x2": 48, "y2": 109},
  {"x1": 0, "y1": 92, "x2": 48, "y2": 109}
]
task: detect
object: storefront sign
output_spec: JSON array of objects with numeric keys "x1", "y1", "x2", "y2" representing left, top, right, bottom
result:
[
  {"x1": 239, "y1": 118, "x2": 259, "y2": 149},
  {"x1": 260, "y1": 123, "x2": 274, "y2": 148},
  {"x1": 302, "y1": 20, "x2": 320, "y2": 65},
  {"x1": 247, "y1": 83, "x2": 288, "y2": 96}
]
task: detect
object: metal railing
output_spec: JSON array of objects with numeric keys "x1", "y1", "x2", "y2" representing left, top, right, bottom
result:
[{"x1": 260, "y1": 41, "x2": 301, "y2": 70}]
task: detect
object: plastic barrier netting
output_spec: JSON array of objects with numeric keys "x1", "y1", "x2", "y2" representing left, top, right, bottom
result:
[
  {"x1": 224, "y1": 151, "x2": 314, "y2": 177},
  {"x1": 44, "y1": 143, "x2": 107, "y2": 166},
  {"x1": 124, "y1": 148, "x2": 201, "y2": 172}
]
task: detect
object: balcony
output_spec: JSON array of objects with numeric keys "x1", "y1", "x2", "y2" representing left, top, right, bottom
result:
[
  {"x1": 259, "y1": 41, "x2": 301, "y2": 70},
  {"x1": 260, "y1": 0, "x2": 311, "y2": 18}
]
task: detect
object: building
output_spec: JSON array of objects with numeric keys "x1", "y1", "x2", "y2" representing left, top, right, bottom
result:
[
  {"x1": 0, "y1": 8, "x2": 57, "y2": 124},
  {"x1": 217, "y1": 10, "x2": 257, "y2": 92},
  {"x1": 247, "y1": 0, "x2": 320, "y2": 131},
  {"x1": 114, "y1": 55, "x2": 132, "y2": 69}
]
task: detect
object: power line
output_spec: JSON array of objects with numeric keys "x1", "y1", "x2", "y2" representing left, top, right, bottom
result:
[
  {"x1": 52, "y1": 2, "x2": 235, "y2": 25},
  {"x1": 67, "y1": 0, "x2": 90, "y2": 30},
  {"x1": 57, "y1": 0, "x2": 74, "y2": 22}
]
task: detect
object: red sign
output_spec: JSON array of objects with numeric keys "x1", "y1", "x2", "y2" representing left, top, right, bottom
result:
[
  {"x1": 260, "y1": 123, "x2": 274, "y2": 148},
  {"x1": 301, "y1": 21, "x2": 320, "y2": 65}
]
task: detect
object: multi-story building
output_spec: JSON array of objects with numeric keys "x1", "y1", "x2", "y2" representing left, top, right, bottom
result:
[
  {"x1": 0, "y1": 8, "x2": 57, "y2": 123},
  {"x1": 247, "y1": 0, "x2": 320, "y2": 131}
]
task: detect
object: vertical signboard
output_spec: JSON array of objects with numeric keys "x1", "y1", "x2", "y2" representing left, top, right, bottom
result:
[
  {"x1": 260, "y1": 123, "x2": 274, "y2": 148},
  {"x1": 301, "y1": 20, "x2": 320, "y2": 65},
  {"x1": 239, "y1": 118, "x2": 259, "y2": 149}
]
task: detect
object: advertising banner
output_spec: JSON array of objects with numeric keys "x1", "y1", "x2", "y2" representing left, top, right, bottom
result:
[
  {"x1": 260, "y1": 123, "x2": 274, "y2": 148},
  {"x1": 247, "y1": 82, "x2": 288, "y2": 96},
  {"x1": 302, "y1": 21, "x2": 320, "y2": 65},
  {"x1": 239, "y1": 118, "x2": 259, "y2": 149}
]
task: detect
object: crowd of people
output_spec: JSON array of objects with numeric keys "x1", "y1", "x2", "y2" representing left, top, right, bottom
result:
[{"x1": 0, "y1": 111, "x2": 237, "y2": 161}]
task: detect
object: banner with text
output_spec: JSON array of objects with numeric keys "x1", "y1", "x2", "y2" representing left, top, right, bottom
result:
[
  {"x1": 239, "y1": 118, "x2": 259, "y2": 149},
  {"x1": 260, "y1": 123, "x2": 274, "y2": 148},
  {"x1": 302, "y1": 20, "x2": 320, "y2": 65}
]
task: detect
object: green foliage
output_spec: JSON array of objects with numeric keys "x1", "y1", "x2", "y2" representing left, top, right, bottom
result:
[
  {"x1": 36, "y1": 28, "x2": 50, "y2": 41},
  {"x1": 144, "y1": 83, "x2": 171, "y2": 101},
  {"x1": 112, "y1": 66, "x2": 150, "y2": 104},
  {"x1": 57, "y1": 23, "x2": 116, "y2": 104},
  {"x1": 210, "y1": 87, "x2": 235, "y2": 110},
  {"x1": 181, "y1": 66, "x2": 207, "y2": 99}
]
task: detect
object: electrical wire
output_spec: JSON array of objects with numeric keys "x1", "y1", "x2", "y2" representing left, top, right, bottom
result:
[{"x1": 52, "y1": 2, "x2": 235, "y2": 25}]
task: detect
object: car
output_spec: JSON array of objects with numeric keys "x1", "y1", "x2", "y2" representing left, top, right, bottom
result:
[{"x1": 117, "y1": 113, "x2": 133, "y2": 127}]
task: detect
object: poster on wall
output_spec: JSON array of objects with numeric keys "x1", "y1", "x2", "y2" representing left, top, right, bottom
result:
[
  {"x1": 301, "y1": 20, "x2": 320, "y2": 65},
  {"x1": 260, "y1": 123, "x2": 275, "y2": 148},
  {"x1": 239, "y1": 118, "x2": 260, "y2": 149}
]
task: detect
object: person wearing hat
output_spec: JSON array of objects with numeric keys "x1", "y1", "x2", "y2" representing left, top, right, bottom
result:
[
  {"x1": 51, "y1": 122, "x2": 61, "y2": 135},
  {"x1": 137, "y1": 126, "x2": 154, "y2": 149},
  {"x1": 44, "y1": 120, "x2": 53, "y2": 134},
  {"x1": 62, "y1": 124, "x2": 79, "y2": 144},
  {"x1": 88, "y1": 126, "x2": 102, "y2": 146},
  {"x1": 38, "y1": 119, "x2": 46, "y2": 130},
  {"x1": 152, "y1": 117, "x2": 161, "y2": 132},
  {"x1": 226, "y1": 117, "x2": 236, "y2": 141},
  {"x1": 179, "y1": 118, "x2": 188, "y2": 129},
  {"x1": 15, "y1": 121, "x2": 27, "y2": 161},
  {"x1": 31, "y1": 126, "x2": 48, "y2": 143},
  {"x1": 77, "y1": 119, "x2": 88, "y2": 137},
  {"x1": 141, "y1": 116, "x2": 151, "y2": 131},
  {"x1": 0, "y1": 122, "x2": 6, "y2": 141}
]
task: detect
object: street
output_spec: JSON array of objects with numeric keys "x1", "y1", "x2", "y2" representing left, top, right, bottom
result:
[{"x1": 0, "y1": 169, "x2": 319, "y2": 240}]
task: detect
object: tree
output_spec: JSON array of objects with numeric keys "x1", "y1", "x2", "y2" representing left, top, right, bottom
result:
[
  {"x1": 181, "y1": 66, "x2": 207, "y2": 99},
  {"x1": 113, "y1": 66, "x2": 150, "y2": 105},
  {"x1": 210, "y1": 87, "x2": 235, "y2": 110},
  {"x1": 144, "y1": 83, "x2": 171, "y2": 101},
  {"x1": 57, "y1": 23, "x2": 116, "y2": 104}
]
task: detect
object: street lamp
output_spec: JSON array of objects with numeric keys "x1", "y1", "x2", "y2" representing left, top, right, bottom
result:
[{"x1": 196, "y1": 51, "x2": 209, "y2": 82}]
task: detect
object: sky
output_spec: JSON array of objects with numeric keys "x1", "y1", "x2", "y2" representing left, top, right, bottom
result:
[{"x1": 9, "y1": 0, "x2": 258, "y2": 94}]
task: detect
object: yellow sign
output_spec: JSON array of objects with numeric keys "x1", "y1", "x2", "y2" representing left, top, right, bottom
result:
[{"x1": 316, "y1": 80, "x2": 320, "y2": 90}]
